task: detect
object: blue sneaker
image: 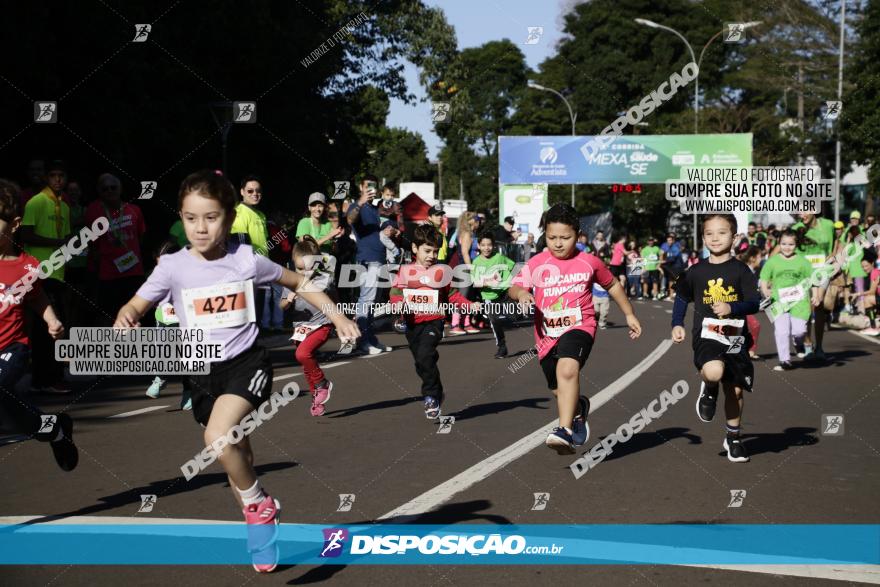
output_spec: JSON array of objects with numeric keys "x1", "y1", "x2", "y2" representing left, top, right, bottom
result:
[
  {"x1": 145, "y1": 377, "x2": 165, "y2": 399},
  {"x1": 571, "y1": 395, "x2": 591, "y2": 446},
  {"x1": 546, "y1": 427, "x2": 576, "y2": 455},
  {"x1": 424, "y1": 396, "x2": 441, "y2": 420},
  {"x1": 181, "y1": 397, "x2": 192, "y2": 411}
]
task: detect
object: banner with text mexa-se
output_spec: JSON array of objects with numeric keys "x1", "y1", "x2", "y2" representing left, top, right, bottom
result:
[{"x1": 499, "y1": 134, "x2": 753, "y2": 184}]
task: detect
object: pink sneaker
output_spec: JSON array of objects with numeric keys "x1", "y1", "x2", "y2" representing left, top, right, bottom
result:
[
  {"x1": 243, "y1": 495, "x2": 281, "y2": 573},
  {"x1": 310, "y1": 400, "x2": 325, "y2": 417},
  {"x1": 449, "y1": 327, "x2": 466, "y2": 336},
  {"x1": 313, "y1": 380, "x2": 333, "y2": 405},
  {"x1": 464, "y1": 325, "x2": 480, "y2": 334}
]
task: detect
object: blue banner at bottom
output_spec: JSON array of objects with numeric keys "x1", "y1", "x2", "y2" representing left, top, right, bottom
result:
[{"x1": 0, "y1": 524, "x2": 877, "y2": 565}]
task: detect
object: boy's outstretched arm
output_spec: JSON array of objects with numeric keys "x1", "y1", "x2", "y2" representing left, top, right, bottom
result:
[{"x1": 606, "y1": 280, "x2": 641, "y2": 339}]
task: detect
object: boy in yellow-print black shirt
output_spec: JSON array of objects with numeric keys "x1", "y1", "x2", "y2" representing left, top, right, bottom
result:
[{"x1": 671, "y1": 214, "x2": 761, "y2": 463}]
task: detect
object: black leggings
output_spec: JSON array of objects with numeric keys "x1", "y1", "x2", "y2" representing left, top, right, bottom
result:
[{"x1": 0, "y1": 343, "x2": 55, "y2": 440}]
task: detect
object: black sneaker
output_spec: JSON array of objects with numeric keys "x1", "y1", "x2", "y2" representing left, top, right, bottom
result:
[
  {"x1": 494, "y1": 345, "x2": 508, "y2": 359},
  {"x1": 571, "y1": 395, "x2": 591, "y2": 446},
  {"x1": 723, "y1": 434, "x2": 750, "y2": 463},
  {"x1": 49, "y1": 413, "x2": 78, "y2": 471},
  {"x1": 773, "y1": 361, "x2": 794, "y2": 371},
  {"x1": 696, "y1": 382, "x2": 719, "y2": 423}
]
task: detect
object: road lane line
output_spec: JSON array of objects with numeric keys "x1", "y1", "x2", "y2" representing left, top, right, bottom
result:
[
  {"x1": 379, "y1": 339, "x2": 674, "y2": 520},
  {"x1": 109, "y1": 406, "x2": 170, "y2": 418},
  {"x1": 849, "y1": 331, "x2": 880, "y2": 346}
]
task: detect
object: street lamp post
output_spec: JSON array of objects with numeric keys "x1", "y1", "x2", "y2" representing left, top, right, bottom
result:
[
  {"x1": 634, "y1": 19, "x2": 760, "y2": 249},
  {"x1": 527, "y1": 81, "x2": 577, "y2": 207}
]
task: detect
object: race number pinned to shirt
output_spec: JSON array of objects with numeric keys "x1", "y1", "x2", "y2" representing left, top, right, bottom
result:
[
  {"x1": 113, "y1": 251, "x2": 139, "y2": 273},
  {"x1": 291, "y1": 322, "x2": 319, "y2": 342},
  {"x1": 159, "y1": 302, "x2": 179, "y2": 325},
  {"x1": 542, "y1": 306, "x2": 582, "y2": 338},
  {"x1": 403, "y1": 288, "x2": 440, "y2": 314},
  {"x1": 778, "y1": 285, "x2": 805, "y2": 305},
  {"x1": 181, "y1": 280, "x2": 255, "y2": 329},
  {"x1": 805, "y1": 254, "x2": 826, "y2": 268},
  {"x1": 701, "y1": 317, "x2": 745, "y2": 353}
]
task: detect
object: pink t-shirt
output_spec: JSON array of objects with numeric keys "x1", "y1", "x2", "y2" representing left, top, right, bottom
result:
[
  {"x1": 522, "y1": 250, "x2": 615, "y2": 359},
  {"x1": 611, "y1": 241, "x2": 625, "y2": 266}
]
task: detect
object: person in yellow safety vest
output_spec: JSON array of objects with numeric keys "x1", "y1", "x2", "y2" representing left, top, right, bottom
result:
[
  {"x1": 231, "y1": 174, "x2": 268, "y2": 255},
  {"x1": 426, "y1": 205, "x2": 448, "y2": 262}
]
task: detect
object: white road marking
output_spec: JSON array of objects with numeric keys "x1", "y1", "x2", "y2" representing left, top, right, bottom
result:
[
  {"x1": 849, "y1": 330, "x2": 880, "y2": 346},
  {"x1": 109, "y1": 405, "x2": 169, "y2": 418},
  {"x1": 379, "y1": 339, "x2": 674, "y2": 521}
]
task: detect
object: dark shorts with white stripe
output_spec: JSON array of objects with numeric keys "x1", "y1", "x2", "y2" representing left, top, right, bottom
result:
[{"x1": 187, "y1": 345, "x2": 273, "y2": 426}]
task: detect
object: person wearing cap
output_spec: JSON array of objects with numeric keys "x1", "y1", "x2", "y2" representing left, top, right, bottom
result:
[
  {"x1": 20, "y1": 159, "x2": 73, "y2": 393},
  {"x1": 833, "y1": 220, "x2": 845, "y2": 242},
  {"x1": 296, "y1": 192, "x2": 342, "y2": 254},
  {"x1": 640, "y1": 236, "x2": 662, "y2": 300},
  {"x1": 425, "y1": 205, "x2": 449, "y2": 262},
  {"x1": 839, "y1": 210, "x2": 865, "y2": 244}
]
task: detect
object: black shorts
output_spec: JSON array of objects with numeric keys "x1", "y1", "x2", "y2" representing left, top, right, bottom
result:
[
  {"x1": 642, "y1": 270, "x2": 661, "y2": 286},
  {"x1": 540, "y1": 330, "x2": 594, "y2": 390},
  {"x1": 693, "y1": 338, "x2": 755, "y2": 392},
  {"x1": 610, "y1": 264, "x2": 625, "y2": 278},
  {"x1": 188, "y1": 345, "x2": 273, "y2": 426}
]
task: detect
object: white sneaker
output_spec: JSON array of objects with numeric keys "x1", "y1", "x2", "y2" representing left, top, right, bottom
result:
[
  {"x1": 371, "y1": 344, "x2": 392, "y2": 352},
  {"x1": 361, "y1": 345, "x2": 383, "y2": 355}
]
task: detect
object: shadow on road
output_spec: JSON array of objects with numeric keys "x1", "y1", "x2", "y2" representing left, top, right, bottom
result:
[
  {"x1": 287, "y1": 499, "x2": 511, "y2": 584},
  {"x1": 20, "y1": 461, "x2": 297, "y2": 525},
  {"x1": 732, "y1": 427, "x2": 818, "y2": 457},
  {"x1": 325, "y1": 396, "x2": 422, "y2": 418},
  {"x1": 599, "y1": 427, "x2": 702, "y2": 463},
  {"x1": 452, "y1": 397, "x2": 550, "y2": 421}
]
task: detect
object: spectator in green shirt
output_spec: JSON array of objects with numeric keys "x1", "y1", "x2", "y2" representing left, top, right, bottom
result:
[
  {"x1": 295, "y1": 192, "x2": 342, "y2": 253},
  {"x1": 640, "y1": 237, "x2": 662, "y2": 300},
  {"x1": 230, "y1": 174, "x2": 269, "y2": 326},
  {"x1": 20, "y1": 159, "x2": 71, "y2": 393}
]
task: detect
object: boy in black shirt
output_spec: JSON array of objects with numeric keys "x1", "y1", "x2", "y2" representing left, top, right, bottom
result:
[{"x1": 671, "y1": 214, "x2": 761, "y2": 463}]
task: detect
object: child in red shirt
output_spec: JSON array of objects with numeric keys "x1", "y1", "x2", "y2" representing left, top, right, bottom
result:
[
  {"x1": 0, "y1": 179, "x2": 77, "y2": 471},
  {"x1": 389, "y1": 225, "x2": 480, "y2": 419}
]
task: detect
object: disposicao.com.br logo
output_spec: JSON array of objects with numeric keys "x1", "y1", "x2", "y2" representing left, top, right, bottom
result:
[{"x1": 319, "y1": 529, "x2": 563, "y2": 558}]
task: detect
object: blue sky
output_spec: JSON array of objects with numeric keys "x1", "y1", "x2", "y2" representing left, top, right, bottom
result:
[{"x1": 387, "y1": 0, "x2": 573, "y2": 159}]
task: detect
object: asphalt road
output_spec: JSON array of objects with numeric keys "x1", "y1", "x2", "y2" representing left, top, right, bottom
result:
[{"x1": 1, "y1": 301, "x2": 878, "y2": 586}]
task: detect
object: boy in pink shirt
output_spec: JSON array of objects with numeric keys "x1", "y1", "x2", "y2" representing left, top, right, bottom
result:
[{"x1": 508, "y1": 204, "x2": 642, "y2": 454}]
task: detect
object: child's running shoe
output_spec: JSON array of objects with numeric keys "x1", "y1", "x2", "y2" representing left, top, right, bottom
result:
[
  {"x1": 546, "y1": 427, "x2": 576, "y2": 455},
  {"x1": 449, "y1": 327, "x2": 466, "y2": 336},
  {"x1": 773, "y1": 361, "x2": 794, "y2": 371},
  {"x1": 464, "y1": 324, "x2": 480, "y2": 334},
  {"x1": 181, "y1": 397, "x2": 193, "y2": 411},
  {"x1": 49, "y1": 413, "x2": 78, "y2": 472},
  {"x1": 310, "y1": 399, "x2": 325, "y2": 417},
  {"x1": 424, "y1": 396, "x2": 441, "y2": 419},
  {"x1": 493, "y1": 344, "x2": 508, "y2": 359},
  {"x1": 313, "y1": 380, "x2": 333, "y2": 405},
  {"x1": 571, "y1": 395, "x2": 591, "y2": 446},
  {"x1": 145, "y1": 377, "x2": 165, "y2": 399},
  {"x1": 722, "y1": 434, "x2": 750, "y2": 463},
  {"x1": 243, "y1": 495, "x2": 281, "y2": 573},
  {"x1": 696, "y1": 382, "x2": 718, "y2": 423}
]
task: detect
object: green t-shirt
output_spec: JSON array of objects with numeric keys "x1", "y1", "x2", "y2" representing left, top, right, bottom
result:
[
  {"x1": 845, "y1": 243, "x2": 866, "y2": 278},
  {"x1": 22, "y1": 189, "x2": 71, "y2": 281},
  {"x1": 641, "y1": 245, "x2": 661, "y2": 271},
  {"x1": 760, "y1": 253, "x2": 813, "y2": 320},
  {"x1": 472, "y1": 253, "x2": 515, "y2": 301},
  {"x1": 231, "y1": 203, "x2": 268, "y2": 255},
  {"x1": 792, "y1": 218, "x2": 835, "y2": 263},
  {"x1": 169, "y1": 219, "x2": 189, "y2": 247},
  {"x1": 295, "y1": 217, "x2": 333, "y2": 252}
]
